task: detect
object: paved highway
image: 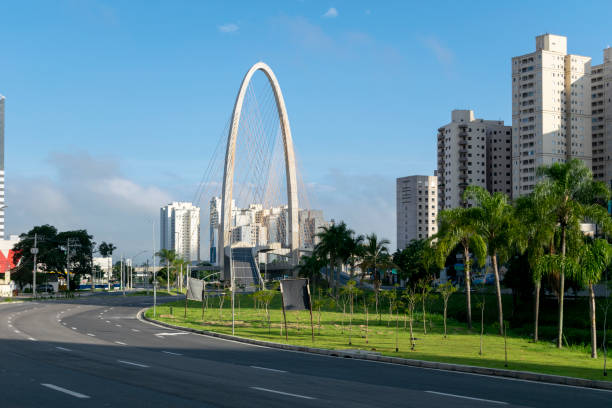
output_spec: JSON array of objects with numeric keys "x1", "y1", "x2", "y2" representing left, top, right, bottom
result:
[{"x1": 0, "y1": 295, "x2": 610, "y2": 407}]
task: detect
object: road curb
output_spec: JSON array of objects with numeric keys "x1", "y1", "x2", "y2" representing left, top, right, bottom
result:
[{"x1": 139, "y1": 308, "x2": 612, "y2": 392}]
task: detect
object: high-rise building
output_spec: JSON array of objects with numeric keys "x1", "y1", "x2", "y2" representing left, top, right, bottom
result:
[
  {"x1": 160, "y1": 202, "x2": 200, "y2": 262},
  {"x1": 396, "y1": 175, "x2": 437, "y2": 250},
  {"x1": 591, "y1": 47, "x2": 612, "y2": 184},
  {"x1": 437, "y1": 110, "x2": 511, "y2": 209},
  {"x1": 512, "y1": 34, "x2": 592, "y2": 198},
  {"x1": 0, "y1": 95, "x2": 5, "y2": 239}
]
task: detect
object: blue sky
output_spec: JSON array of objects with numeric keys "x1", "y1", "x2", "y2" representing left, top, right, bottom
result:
[{"x1": 2, "y1": 0, "x2": 612, "y2": 257}]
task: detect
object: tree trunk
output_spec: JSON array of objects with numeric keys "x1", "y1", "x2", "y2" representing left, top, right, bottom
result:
[
  {"x1": 409, "y1": 308, "x2": 414, "y2": 350},
  {"x1": 590, "y1": 283, "x2": 597, "y2": 358},
  {"x1": 422, "y1": 290, "x2": 427, "y2": 335},
  {"x1": 464, "y1": 246, "x2": 473, "y2": 330},
  {"x1": 492, "y1": 253, "x2": 504, "y2": 335},
  {"x1": 534, "y1": 279, "x2": 541, "y2": 342},
  {"x1": 558, "y1": 226, "x2": 566, "y2": 349}
]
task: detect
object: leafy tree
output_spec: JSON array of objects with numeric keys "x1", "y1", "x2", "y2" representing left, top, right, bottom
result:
[
  {"x1": 463, "y1": 186, "x2": 517, "y2": 335},
  {"x1": 314, "y1": 221, "x2": 355, "y2": 296},
  {"x1": 435, "y1": 208, "x2": 486, "y2": 329},
  {"x1": 359, "y1": 233, "x2": 393, "y2": 318},
  {"x1": 437, "y1": 281, "x2": 458, "y2": 339},
  {"x1": 514, "y1": 185, "x2": 557, "y2": 342},
  {"x1": 536, "y1": 159, "x2": 612, "y2": 348},
  {"x1": 156, "y1": 249, "x2": 177, "y2": 292},
  {"x1": 576, "y1": 238, "x2": 612, "y2": 358},
  {"x1": 394, "y1": 239, "x2": 433, "y2": 288},
  {"x1": 297, "y1": 254, "x2": 325, "y2": 289}
]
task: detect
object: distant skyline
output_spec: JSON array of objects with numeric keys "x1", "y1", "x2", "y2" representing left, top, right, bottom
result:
[{"x1": 2, "y1": 1, "x2": 612, "y2": 257}]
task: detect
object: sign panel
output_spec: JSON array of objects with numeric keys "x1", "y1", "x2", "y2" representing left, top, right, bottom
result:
[
  {"x1": 186, "y1": 278, "x2": 205, "y2": 301},
  {"x1": 280, "y1": 278, "x2": 311, "y2": 311}
]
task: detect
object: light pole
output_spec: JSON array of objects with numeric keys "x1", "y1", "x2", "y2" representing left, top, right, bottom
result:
[{"x1": 31, "y1": 233, "x2": 38, "y2": 298}]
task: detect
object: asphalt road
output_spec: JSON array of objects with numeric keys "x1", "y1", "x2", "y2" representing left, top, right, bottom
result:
[{"x1": 1, "y1": 295, "x2": 610, "y2": 407}]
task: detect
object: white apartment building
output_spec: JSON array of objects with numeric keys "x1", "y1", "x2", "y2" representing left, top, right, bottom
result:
[
  {"x1": 512, "y1": 34, "x2": 592, "y2": 198},
  {"x1": 437, "y1": 110, "x2": 511, "y2": 209},
  {"x1": 591, "y1": 48, "x2": 612, "y2": 184},
  {"x1": 396, "y1": 175, "x2": 437, "y2": 250},
  {"x1": 160, "y1": 202, "x2": 201, "y2": 262}
]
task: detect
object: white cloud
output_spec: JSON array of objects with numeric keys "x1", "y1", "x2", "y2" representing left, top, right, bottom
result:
[
  {"x1": 218, "y1": 23, "x2": 239, "y2": 33},
  {"x1": 6, "y1": 152, "x2": 174, "y2": 258},
  {"x1": 421, "y1": 36, "x2": 454, "y2": 68},
  {"x1": 307, "y1": 170, "x2": 396, "y2": 250},
  {"x1": 322, "y1": 7, "x2": 338, "y2": 18}
]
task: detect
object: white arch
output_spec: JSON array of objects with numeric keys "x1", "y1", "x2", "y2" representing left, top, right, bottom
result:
[{"x1": 219, "y1": 62, "x2": 299, "y2": 280}]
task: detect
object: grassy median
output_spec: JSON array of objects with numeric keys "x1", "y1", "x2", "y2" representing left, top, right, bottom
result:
[{"x1": 145, "y1": 292, "x2": 612, "y2": 382}]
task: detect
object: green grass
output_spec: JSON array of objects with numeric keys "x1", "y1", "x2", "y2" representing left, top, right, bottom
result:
[{"x1": 145, "y1": 292, "x2": 612, "y2": 382}]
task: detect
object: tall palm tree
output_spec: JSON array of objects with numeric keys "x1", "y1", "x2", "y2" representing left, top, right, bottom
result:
[
  {"x1": 463, "y1": 186, "x2": 516, "y2": 335},
  {"x1": 577, "y1": 238, "x2": 612, "y2": 358},
  {"x1": 514, "y1": 186, "x2": 557, "y2": 342},
  {"x1": 435, "y1": 207, "x2": 486, "y2": 330},
  {"x1": 346, "y1": 234, "x2": 365, "y2": 278},
  {"x1": 358, "y1": 233, "x2": 393, "y2": 316},
  {"x1": 315, "y1": 221, "x2": 355, "y2": 296},
  {"x1": 537, "y1": 158, "x2": 611, "y2": 348},
  {"x1": 156, "y1": 249, "x2": 177, "y2": 293}
]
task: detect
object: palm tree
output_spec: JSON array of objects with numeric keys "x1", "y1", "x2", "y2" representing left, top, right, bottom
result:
[
  {"x1": 315, "y1": 221, "x2": 355, "y2": 296},
  {"x1": 463, "y1": 186, "x2": 516, "y2": 335},
  {"x1": 346, "y1": 234, "x2": 365, "y2": 278},
  {"x1": 577, "y1": 238, "x2": 612, "y2": 358},
  {"x1": 156, "y1": 249, "x2": 177, "y2": 293},
  {"x1": 514, "y1": 186, "x2": 556, "y2": 342},
  {"x1": 98, "y1": 242, "x2": 116, "y2": 290},
  {"x1": 358, "y1": 233, "x2": 393, "y2": 317},
  {"x1": 435, "y1": 207, "x2": 486, "y2": 329},
  {"x1": 537, "y1": 158, "x2": 611, "y2": 348}
]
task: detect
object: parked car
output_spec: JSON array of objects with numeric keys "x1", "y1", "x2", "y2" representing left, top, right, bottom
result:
[{"x1": 36, "y1": 284, "x2": 54, "y2": 293}]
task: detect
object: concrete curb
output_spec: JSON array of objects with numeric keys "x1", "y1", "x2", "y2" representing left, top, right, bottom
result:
[{"x1": 139, "y1": 309, "x2": 612, "y2": 392}]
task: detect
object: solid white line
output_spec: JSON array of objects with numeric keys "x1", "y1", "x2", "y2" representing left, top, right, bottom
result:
[
  {"x1": 162, "y1": 351, "x2": 182, "y2": 356},
  {"x1": 41, "y1": 383, "x2": 90, "y2": 399},
  {"x1": 250, "y1": 387, "x2": 315, "y2": 400},
  {"x1": 117, "y1": 360, "x2": 149, "y2": 368},
  {"x1": 114, "y1": 341, "x2": 127, "y2": 345},
  {"x1": 425, "y1": 391, "x2": 508, "y2": 405},
  {"x1": 56, "y1": 346, "x2": 72, "y2": 352},
  {"x1": 250, "y1": 366, "x2": 287, "y2": 373}
]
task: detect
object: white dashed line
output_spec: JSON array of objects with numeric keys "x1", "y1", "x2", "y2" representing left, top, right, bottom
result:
[
  {"x1": 117, "y1": 360, "x2": 149, "y2": 368},
  {"x1": 56, "y1": 346, "x2": 72, "y2": 352},
  {"x1": 114, "y1": 341, "x2": 127, "y2": 346},
  {"x1": 425, "y1": 391, "x2": 508, "y2": 405},
  {"x1": 250, "y1": 387, "x2": 315, "y2": 400},
  {"x1": 250, "y1": 366, "x2": 287, "y2": 373},
  {"x1": 87, "y1": 333, "x2": 95, "y2": 337},
  {"x1": 41, "y1": 383, "x2": 90, "y2": 399},
  {"x1": 162, "y1": 351, "x2": 182, "y2": 356}
]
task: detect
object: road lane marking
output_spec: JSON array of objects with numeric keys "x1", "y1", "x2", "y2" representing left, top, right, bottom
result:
[
  {"x1": 87, "y1": 333, "x2": 96, "y2": 337},
  {"x1": 105, "y1": 321, "x2": 111, "y2": 323},
  {"x1": 71, "y1": 327, "x2": 77, "y2": 330},
  {"x1": 29, "y1": 337, "x2": 37, "y2": 341},
  {"x1": 114, "y1": 341, "x2": 127, "y2": 345},
  {"x1": 250, "y1": 387, "x2": 315, "y2": 400},
  {"x1": 131, "y1": 329, "x2": 140, "y2": 332},
  {"x1": 162, "y1": 351, "x2": 182, "y2": 356},
  {"x1": 13, "y1": 330, "x2": 20, "y2": 334},
  {"x1": 115, "y1": 324, "x2": 122, "y2": 327},
  {"x1": 56, "y1": 347, "x2": 72, "y2": 352},
  {"x1": 425, "y1": 391, "x2": 508, "y2": 405},
  {"x1": 155, "y1": 332, "x2": 187, "y2": 337},
  {"x1": 41, "y1": 383, "x2": 90, "y2": 399},
  {"x1": 117, "y1": 360, "x2": 149, "y2": 368},
  {"x1": 250, "y1": 366, "x2": 287, "y2": 373}
]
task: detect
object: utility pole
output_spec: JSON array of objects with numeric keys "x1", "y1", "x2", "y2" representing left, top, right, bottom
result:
[
  {"x1": 31, "y1": 233, "x2": 38, "y2": 298},
  {"x1": 153, "y1": 220, "x2": 157, "y2": 317},
  {"x1": 230, "y1": 228, "x2": 235, "y2": 335},
  {"x1": 121, "y1": 255, "x2": 125, "y2": 296},
  {"x1": 66, "y1": 239, "x2": 70, "y2": 292}
]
